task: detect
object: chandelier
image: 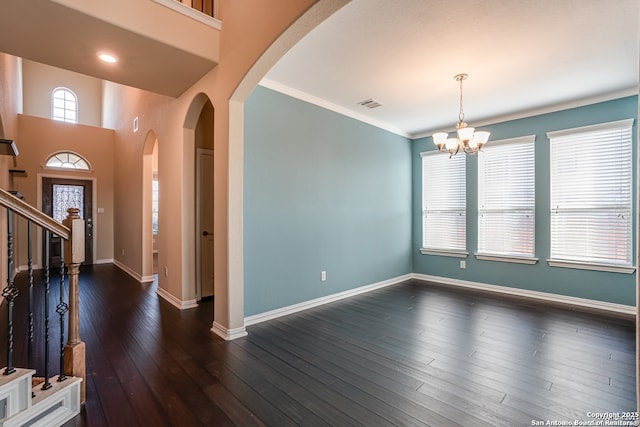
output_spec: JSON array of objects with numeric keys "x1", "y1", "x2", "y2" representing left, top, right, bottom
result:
[{"x1": 432, "y1": 73, "x2": 490, "y2": 156}]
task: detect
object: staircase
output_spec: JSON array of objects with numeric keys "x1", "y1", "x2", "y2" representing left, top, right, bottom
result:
[
  {"x1": 0, "y1": 189, "x2": 85, "y2": 426},
  {"x1": 0, "y1": 369, "x2": 81, "y2": 426}
]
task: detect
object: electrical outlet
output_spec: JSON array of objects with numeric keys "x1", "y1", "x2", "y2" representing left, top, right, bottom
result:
[
  {"x1": 460, "y1": 260, "x2": 466, "y2": 269},
  {"x1": 321, "y1": 271, "x2": 326, "y2": 282},
  {"x1": 164, "y1": 266, "x2": 169, "y2": 277}
]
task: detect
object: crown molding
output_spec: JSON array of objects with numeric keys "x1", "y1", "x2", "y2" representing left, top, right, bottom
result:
[
  {"x1": 411, "y1": 88, "x2": 638, "y2": 139},
  {"x1": 259, "y1": 79, "x2": 636, "y2": 141},
  {"x1": 259, "y1": 79, "x2": 411, "y2": 138}
]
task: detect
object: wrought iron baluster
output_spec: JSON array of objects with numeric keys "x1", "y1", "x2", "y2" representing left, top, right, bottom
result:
[
  {"x1": 2, "y1": 209, "x2": 17, "y2": 376},
  {"x1": 27, "y1": 220, "x2": 34, "y2": 370},
  {"x1": 56, "y1": 249, "x2": 68, "y2": 382},
  {"x1": 42, "y1": 230, "x2": 52, "y2": 390}
]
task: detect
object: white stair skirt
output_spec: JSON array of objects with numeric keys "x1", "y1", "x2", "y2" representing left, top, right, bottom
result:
[{"x1": 0, "y1": 369, "x2": 81, "y2": 427}]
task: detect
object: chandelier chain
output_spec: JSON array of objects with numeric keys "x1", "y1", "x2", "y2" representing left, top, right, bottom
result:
[{"x1": 458, "y1": 76, "x2": 465, "y2": 124}]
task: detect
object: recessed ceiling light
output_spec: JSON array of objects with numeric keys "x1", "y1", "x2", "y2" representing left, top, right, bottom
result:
[{"x1": 98, "y1": 53, "x2": 118, "y2": 64}]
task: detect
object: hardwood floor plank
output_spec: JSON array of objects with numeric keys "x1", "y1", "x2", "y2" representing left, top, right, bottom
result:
[
  {"x1": 120, "y1": 378, "x2": 172, "y2": 427},
  {"x1": 221, "y1": 347, "x2": 336, "y2": 426},
  {"x1": 202, "y1": 382, "x2": 267, "y2": 427},
  {"x1": 207, "y1": 362, "x2": 300, "y2": 427},
  {"x1": 254, "y1": 320, "x2": 475, "y2": 426},
  {"x1": 2, "y1": 265, "x2": 635, "y2": 426},
  {"x1": 329, "y1": 379, "x2": 432, "y2": 427},
  {"x1": 237, "y1": 335, "x2": 389, "y2": 427}
]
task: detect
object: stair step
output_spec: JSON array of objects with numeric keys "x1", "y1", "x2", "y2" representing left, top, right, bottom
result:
[
  {"x1": 0, "y1": 371, "x2": 81, "y2": 427},
  {"x1": 0, "y1": 369, "x2": 35, "y2": 419}
]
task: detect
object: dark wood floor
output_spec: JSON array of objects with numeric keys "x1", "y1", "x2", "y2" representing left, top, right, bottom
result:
[{"x1": 1, "y1": 264, "x2": 636, "y2": 426}]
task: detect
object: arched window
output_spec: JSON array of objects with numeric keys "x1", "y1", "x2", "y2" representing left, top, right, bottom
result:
[
  {"x1": 45, "y1": 151, "x2": 91, "y2": 170},
  {"x1": 52, "y1": 88, "x2": 78, "y2": 123}
]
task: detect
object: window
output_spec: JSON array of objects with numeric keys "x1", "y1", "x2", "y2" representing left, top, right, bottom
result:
[
  {"x1": 45, "y1": 151, "x2": 91, "y2": 170},
  {"x1": 477, "y1": 136, "x2": 536, "y2": 262},
  {"x1": 548, "y1": 119, "x2": 634, "y2": 273},
  {"x1": 52, "y1": 184, "x2": 84, "y2": 222},
  {"x1": 52, "y1": 88, "x2": 78, "y2": 123},
  {"x1": 421, "y1": 151, "x2": 466, "y2": 255}
]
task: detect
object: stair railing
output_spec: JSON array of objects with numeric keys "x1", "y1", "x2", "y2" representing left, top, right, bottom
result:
[
  {"x1": 176, "y1": 0, "x2": 215, "y2": 18},
  {"x1": 0, "y1": 188, "x2": 86, "y2": 403}
]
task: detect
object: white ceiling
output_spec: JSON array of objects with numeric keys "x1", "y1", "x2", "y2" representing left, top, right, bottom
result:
[
  {"x1": 263, "y1": 0, "x2": 640, "y2": 138},
  {"x1": 0, "y1": 0, "x2": 216, "y2": 97}
]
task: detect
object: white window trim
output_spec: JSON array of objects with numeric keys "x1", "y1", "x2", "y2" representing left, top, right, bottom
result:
[
  {"x1": 547, "y1": 259, "x2": 635, "y2": 274},
  {"x1": 479, "y1": 134, "x2": 535, "y2": 149},
  {"x1": 546, "y1": 118, "x2": 634, "y2": 139},
  {"x1": 43, "y1": 150, "x2": 93, "y2": 172},
  {"x1": 547, "y1": 118, "x2": 634, "y2": 272},
  {"x1": 477, "y1": 135, "x2": 536, "y2": 261},
  {"x1": 420, "y1": 249, "x2": 468, "y2": 258},
  {"x1": 420, "y1": 150, "x2": 467, "y2": 254},
  {"x1": 51, "y1": 87, "x2": 78, "y2": 124},
  {"x1": 475, "y1": 253, "x2": 538, "y2": 265}
]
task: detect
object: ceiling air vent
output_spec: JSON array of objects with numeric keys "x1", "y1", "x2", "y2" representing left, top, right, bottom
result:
[{"x1": 357, "y1": 98, "x2": 383, "y2": 109}]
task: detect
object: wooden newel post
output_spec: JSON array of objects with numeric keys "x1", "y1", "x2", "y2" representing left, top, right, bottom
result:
[{"x1": 62, "y1": 208, "x2": 86, "y2": 403}]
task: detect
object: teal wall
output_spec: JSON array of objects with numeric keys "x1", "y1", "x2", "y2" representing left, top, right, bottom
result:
[
  {"x1": 244, "y1": 87, "x2": 637, "y2": 317},
  {"x1": 244, "y1": 86, "x2": 413, "y2": 316},
  {"x1": 412, "y1": 96, "x2": 638, "y2": 306}
]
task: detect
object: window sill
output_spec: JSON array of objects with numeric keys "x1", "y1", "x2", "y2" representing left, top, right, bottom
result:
[
  {"x1": 547, "y1": 259, "x2": 636, "y2": 274},
  {"x1": 475, "y1": 254, "x2": 538, "y2": 265},
  {"x1": 420, "y1": 249, "x2": 468, "y2": 258}
]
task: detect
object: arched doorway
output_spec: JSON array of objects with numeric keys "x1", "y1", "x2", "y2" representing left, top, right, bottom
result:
[
  {"x1": 183, "y1": 93, "x2": 214, "y2": 304},
  {"x1": 195, "y1": 100, "x2": 214, "y2": 300},
  {"x1": 219, "y1": 0, "x2": 348, "y2": 339}
]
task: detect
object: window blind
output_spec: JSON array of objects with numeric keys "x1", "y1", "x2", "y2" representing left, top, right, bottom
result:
[
  {"x1": 548, "y1": 119, "x2": 633, "y2": 267},
  {"x1": 422, "y1": 151, "x2": 466, "y2": 252},
  {"x1": 477, "y1": 136, "x2": 535, "y2": 258}
]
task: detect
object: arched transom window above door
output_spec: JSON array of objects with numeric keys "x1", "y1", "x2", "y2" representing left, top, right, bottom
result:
[{"x1": 45, "y1": 151, "x2": 91, "y2": 171}]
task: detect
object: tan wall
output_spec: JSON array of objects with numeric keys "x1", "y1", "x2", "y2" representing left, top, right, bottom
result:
[
  {"x1": 105, "y1": 0, "x2": 321, "y2": 332},
  {"x1": 0, "y1": 53, "x2": 22, "y2": 191},
  {"x1": 0, "y1": 54, "x2": 22, "y2": 140},
  {"x1": 0, "y1": 1, "x2": 344, "y2": 335},
  {"x1": 105, "y1": 83, "x2": 171, "y2": 282},
  {"x1": 14, "y1": 114, "x2": 114, "y2": 267},
  {"x1": 22, "y1": 60, "x2": 103, "y2": 128},
  {"x1": 0, "y1": 53, "x2": 23, "y2": 288}
]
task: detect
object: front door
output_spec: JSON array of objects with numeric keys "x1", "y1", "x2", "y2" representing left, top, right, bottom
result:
[{"x1": 42, "y1": 177, "x2": 93, "y2": 266}]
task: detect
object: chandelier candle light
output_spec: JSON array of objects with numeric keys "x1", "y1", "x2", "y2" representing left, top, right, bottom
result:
[{"x1": 432, "y1": 73, "x2": 490, "y2": 157}]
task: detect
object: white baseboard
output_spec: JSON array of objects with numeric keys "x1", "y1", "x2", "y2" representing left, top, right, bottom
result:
[
  {"x1": 140, "y1": 275, "x2": 156, "y2": 283},
  {"x1": 244, "y1": 273, "x2": 413, "y2": 326},
  {"x1": 211, "y1": 321, "x2": 247, "y2": 340},
  {"x1": 155, "y1": 286, "x2": 198, "y2": 310},
  {"x1": 95, "y1": 258, "x2": 114, "y2": 265},
  {"x1": 113, "y1": 259, "x2": 142, "y2": 281},
  {"x1": 112, "y1": 259, "x2": 155, "y2": 284},
  {"x1": 412, "y1": 273, "x2": 636, "y2": 319},
  {"x1": 113, "y1": 260, "x2": 199, "y2": 310}
]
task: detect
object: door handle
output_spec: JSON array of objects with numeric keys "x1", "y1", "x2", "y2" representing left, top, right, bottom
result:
[{"x1": 202, "y1": 231, "x2": 211, "y2": 236}]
